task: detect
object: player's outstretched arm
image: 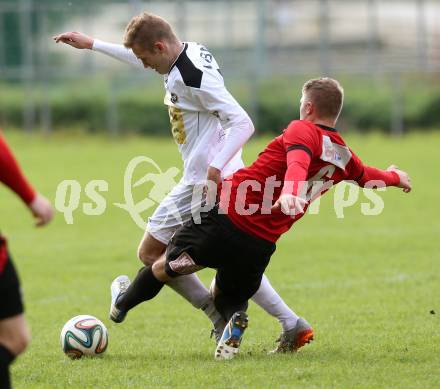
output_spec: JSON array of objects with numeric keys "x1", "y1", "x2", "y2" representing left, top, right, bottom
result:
[
  {"x1": 353, "y1": 163, "x2": 411, "y2": 193},
  {"x1": 53, "y1": 31, "x2": 93, "y2": 49},
  {"x1": 53, "y1": 31, "x2": 143, "y2": 68},
  {"x1": 348, "y1": 148, "x2": 411, "y2": 193}
]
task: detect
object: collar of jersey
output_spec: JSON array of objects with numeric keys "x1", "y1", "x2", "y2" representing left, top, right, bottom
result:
[
  {"x1": 168, "y1": 42, "x2": 188, "y2": 74},
  {"x1": 317, "y1": 124, "x2": 338, "y2": 132}
]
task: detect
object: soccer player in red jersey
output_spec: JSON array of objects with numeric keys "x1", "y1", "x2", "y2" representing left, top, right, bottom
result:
[
  {"x1": 0, "y1": 132, "x2": 53, "y2": 388},
  {"x1": 220, "y1": 78, "x2": 411, "y2": 242},
  {"x1": 112, "y1": 78, "x2": 411, "y2": 360}
]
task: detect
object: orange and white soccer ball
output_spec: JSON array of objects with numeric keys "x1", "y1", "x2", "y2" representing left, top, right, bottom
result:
[{"x1": 60, "y1": 315, "x2": 108, "y2": 359}]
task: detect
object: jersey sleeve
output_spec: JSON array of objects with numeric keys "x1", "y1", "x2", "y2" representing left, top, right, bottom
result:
[
  {"x1": 279, "y1": 122, "x2": 319, "y2": 197},
  {"x1": 190, "y1": 71, "x2": 254, "y2": 171},
  {"x1": 347, "y1": 148, "x2": 400, "y2": 187},
  {"x1": 282, "y1": 121, "x2": 321, "y2": 158},
  {"x1": 0, "y1": 131, "x2": 36, "y2": 205},
  {"x1": 92, "y1": 39, "x2": 144, "y2": 69},
  {"x1": 282, "y1": 149, "x2": 312, "y2": 196}
]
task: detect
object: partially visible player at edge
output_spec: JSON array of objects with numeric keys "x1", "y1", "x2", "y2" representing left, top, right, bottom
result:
[
  {"x1": 114, "y1": 78, "x2": 411, "y2": 360},
  {"x1": 0, "y1": 132, "x2": 53, "y2": 388},
  {"x1": 53, "y1": 12, "x2": 303, "y2": 347}
]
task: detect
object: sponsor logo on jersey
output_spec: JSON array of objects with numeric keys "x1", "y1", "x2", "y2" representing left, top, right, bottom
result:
[
  {"x1": 320, "y1": 135, "x2": 352, "y2": 170},
  {"x1": 171, "y1": 93, "x2": 179, "y2": 104}
]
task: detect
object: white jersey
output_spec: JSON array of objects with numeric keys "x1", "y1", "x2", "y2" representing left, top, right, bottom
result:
[{"x1": 93, "y1": 40, "x2": 254, "y2": 184}]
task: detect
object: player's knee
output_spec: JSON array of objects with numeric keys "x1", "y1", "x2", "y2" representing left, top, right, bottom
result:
[
  {"x1": 137, "y1": 235, "x2": 166, "y2": 265},
  {"x1": 152, "y1": 258, "x2": 172, "y2": 282}
]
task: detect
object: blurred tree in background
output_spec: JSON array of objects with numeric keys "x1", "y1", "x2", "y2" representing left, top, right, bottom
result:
[{"x1": 0, "y1": 0, "x2": 104, "y2": 69}]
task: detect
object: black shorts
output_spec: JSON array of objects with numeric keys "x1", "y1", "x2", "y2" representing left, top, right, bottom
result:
[
  {"x1": 0, "y1": 241, "x2": 24, "y2": 320},
  {"x1": 166, "y1": 208, "x2": 276, "y2": 303}
]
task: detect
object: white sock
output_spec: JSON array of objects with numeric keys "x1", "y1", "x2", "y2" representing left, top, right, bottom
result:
[
  {"x1": 251, "y1": 274, "x2": 299, "y2": 332},
  {"x1": 167, "y1": 274, "x2": 223, "y2": 326}
]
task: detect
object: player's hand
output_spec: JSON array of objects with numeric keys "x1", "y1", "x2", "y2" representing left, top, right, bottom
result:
[
  {"x1": 53, "y1": 32, "x2": 94, "y2": 50},
  {"x1": 271, "y1": 193, "x2": 307, "y2": 217},
  {"x1": 29, "y1": 193, "x2": 54, "y2": 227},
  {"x1": 203, "y1": 166, "x2": 222, "y2": 208},
  {"x1": 387, "y1": 165, "x2": 412, "y2": 193},
  {"x1": 206, "y1": 166, "x2": 222, "y2": 186}
]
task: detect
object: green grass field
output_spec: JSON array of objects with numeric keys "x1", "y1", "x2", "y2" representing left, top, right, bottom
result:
[{"x1": 2, "y1": 130, "x2": 439, "y2": 388}]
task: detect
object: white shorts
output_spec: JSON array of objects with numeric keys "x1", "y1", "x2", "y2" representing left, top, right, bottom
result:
[{"x1": 146, "y1": 182, "x2": 203, "y2": 244}]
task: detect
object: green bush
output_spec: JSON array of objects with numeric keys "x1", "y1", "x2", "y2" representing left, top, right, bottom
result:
[{"x1": 0, "y1": 74, "x2": 439, "y2": 134}]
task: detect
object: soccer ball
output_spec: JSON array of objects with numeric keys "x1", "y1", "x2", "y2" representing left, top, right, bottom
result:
[{"x1": 60, "y1": 315, "x2": 108, "y2": 359}]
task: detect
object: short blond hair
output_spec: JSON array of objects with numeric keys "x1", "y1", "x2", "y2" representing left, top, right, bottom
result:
[
  {"x1": 124, "y1": 12, "x2": 177, "y2": 51},
  {"x1": 302, "y1": 78, "x2": 344, "y2": 120}
]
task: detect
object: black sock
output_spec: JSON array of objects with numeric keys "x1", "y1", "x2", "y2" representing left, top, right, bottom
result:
[
  {"x1": 116, "y1": 266, "x2": 165, "y2": 313},
  {"x1": 0, "y1": 344, "x2": 15, "y2": 389},
  {"x1": 214, "y1": 295, "x2": 248, "y2": 323}
]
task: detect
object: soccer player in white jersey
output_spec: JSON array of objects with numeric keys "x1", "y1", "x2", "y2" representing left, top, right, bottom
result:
[{"x1": 54, "y1": 12, "x2": 305, "y2": 351}]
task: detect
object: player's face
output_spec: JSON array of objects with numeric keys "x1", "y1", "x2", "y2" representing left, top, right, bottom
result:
[{"x1": 132, "y1": 43, "x2": 170, "y2": 74}]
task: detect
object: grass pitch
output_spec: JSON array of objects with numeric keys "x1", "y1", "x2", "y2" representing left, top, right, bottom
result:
[{"x1": 2, "y1": 130, "x2": 439, "y2": 388}]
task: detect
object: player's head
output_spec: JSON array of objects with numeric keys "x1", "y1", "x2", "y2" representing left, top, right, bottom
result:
[
  {"x1": 124, "y1": 12, "x2": 181, "y2": 74},
  {"x1": 300, "y1": 78, "x2": 344, "y2": 125}
]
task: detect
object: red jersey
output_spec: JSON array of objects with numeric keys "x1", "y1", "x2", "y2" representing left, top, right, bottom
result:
[
  {"x1": 219, "y1": 120, "x2": 399, "y2": 242},
  {"x1": 0, "y1": 132, "x2": 35, "y2": 205}
]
